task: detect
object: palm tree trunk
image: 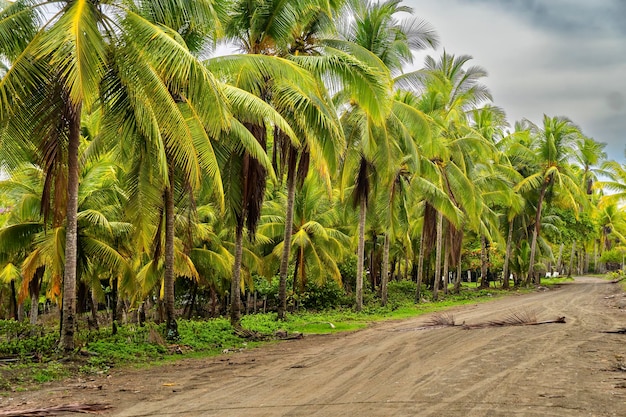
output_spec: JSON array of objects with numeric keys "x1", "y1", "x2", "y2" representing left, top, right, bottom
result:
[
  {"x1": 278, "y1": 162, "x2": 297, "y2": 320},
  {"x1": 454, "y1": 258, "x2": 462, "y2": 293},
  {"x1": 502, "y1": 219, "x2": 514, "y2": 289},
  {"x1": 164, "y1": 180, "x2": 179, "y2": 340},
  {"x1": 29, "y1": 268, "x2": 43, "y2": 325},
  {"x1": 527, "y1": 183, "x2": 547, "y2": 286},
  {"x1": 90, "y1": 288, "x2": 99, "y2": 330},
  {"x1": 414, "y1": 232, "x2": 426, "y2": 303},
  {"x1": 60, "y1": 102, "x2": 81, "y2": 352},
  {"x1": 10, "y1": 280, "x2": 18, "y2": 320},
  {"x1": 381, "y1": 233, "x2": 390, "y2": 306},
  {"x1": 557, "y1": 243, "x2": 564, "y2": 274},
  {"x1": 356, "y1": 197, "x2": 367, "y2": 311},
  {"x1": 230, "y1": 225, "x2": 244, "y2": 326},
  {"x1": 30, "y1": 294, "x2": 39, "y2": 325},
  {"x1": 568, "y1": 241, "x2": 576, "y2": 277},
  {"x1": 432, "y1": 212, "x2": 443, "y2": 300},
  {"x1": 479, "y1": 235, "x2": 489, "y2": 288},
  {"x1": 442, "y1": 242, "x2": 449, "y2": 295},
  {"x1": 404, "y1": 251, "x2": 409, "y2": 281}
]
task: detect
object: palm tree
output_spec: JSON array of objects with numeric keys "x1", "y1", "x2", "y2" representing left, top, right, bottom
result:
[
  {"x1": 514, "y1": 116, "x2": 584, "y2": 284},
  {"x1": 260, "y1": 173, "x2": 349, "y2": 293},
  {"x1": 338, "y1": 0, "x2": 437, "y2": 310},
  {"x1": 597, "y1": 159, "x2": 626, "y2": 206},
  {"x1": 407, "y1": 52, "x2": 493, "y2": 300}
]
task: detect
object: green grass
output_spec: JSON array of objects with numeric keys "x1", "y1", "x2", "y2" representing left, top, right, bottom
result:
[{"x1": 0, "y1": 283, "x2": 546, "y2": 390}]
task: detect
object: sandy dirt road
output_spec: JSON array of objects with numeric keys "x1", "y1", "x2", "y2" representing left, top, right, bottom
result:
[{"x1": 3, "y1": 277, "x2": 626, "y2": 416}]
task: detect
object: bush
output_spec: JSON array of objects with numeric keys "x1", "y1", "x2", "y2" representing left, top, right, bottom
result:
[
  {"x1": 0, "y1": 320, "x2": 57, "y2": 358},
  {"x1": 299, "y1": 280, "x2": 351, "y2": 311},
  {"x1": 386, "y1": 280, "x2": 417, "y2": 306}
]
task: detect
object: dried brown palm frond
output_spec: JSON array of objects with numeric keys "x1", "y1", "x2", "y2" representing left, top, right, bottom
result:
[
  {"x1": 0, "y1": 403, "x2": 110, "y2": 416},
  {"x1": 488, "y1": 310, "x2": 537, "y2": 327},
  {"x1": 426, "y1": 312, "x2": 456, "y2": 327},
  {"x1": 463, "y1": 310, "x2": 566, "y2": 329}
]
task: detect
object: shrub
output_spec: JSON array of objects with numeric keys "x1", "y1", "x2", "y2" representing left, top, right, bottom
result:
[
  {"x1": 299, "y1": 280, "x2": 351, "y2": 311},
  {"x1": 0, "y1": 320, "x2": 57, "y2": 358}
]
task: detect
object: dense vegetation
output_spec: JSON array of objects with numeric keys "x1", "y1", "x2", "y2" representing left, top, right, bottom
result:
[{"x1": 0, "y1": 0, "x2": 624, "y2": 360}]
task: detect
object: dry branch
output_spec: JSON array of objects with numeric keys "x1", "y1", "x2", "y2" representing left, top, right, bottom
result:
[{"x1": 0, "y1": 403, "x2": 110, "y2": 416}]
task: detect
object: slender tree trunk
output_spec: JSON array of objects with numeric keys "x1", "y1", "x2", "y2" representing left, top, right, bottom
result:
[
  {"x1": 278, "y1": 162, "x2": 297, "y2": 320},
  {"x1": 370, "y1": 234, "x2": 378, "y2": 292},
  {"x1": 432, "y1": 212, "x2": 443, "y2": 301},
  {"x1": 29, "y1": 268, "x2": 43, "y2": 325},
  {"x1": 90, "y1": 288, "x2": 99, "y2": 330},
  {"x1": 442, "y1": 243, "x2": 449, "y2": 295},
  {"x1": 164, "y1": 180, "x2": 179, "y2": 340},
  {"x1": 454, "y1": 258, "x2": 462, "y2": 294},
  {"x1": 111, "y1": 277, "x2": 118, "y2": 335},
  {"x1": 293, "y1": 249, "x2": 300, "y2": 295},
  {"x1": 414, "y1": 232, "x2": 426, "y2": 303},
  {"x1": 578, "y1": 249, "x2": 584, "y2": 275},
  {"x1": 186, "y1": 281, "x2": 197, "y2": 319},
  {"x1": 502, "y1": 219, "x2": 514, "y2": 289},
  {"x1": 556, "y1": 243, "x2": 564, "y2": 274},
  {"x1": 568, "y1": 241, "x2": 576, "y2": 277},
  {"x1": 479, "y1": 235, "x2": 489, "y2": 288},
  {"x1": 10, "y1": 280, "x2": 18, "y2": 320},
  {"x1": 230, "y1": 226, "x2": 244, "y2": 326},
  {"x1": 30, "y1": 294, "x2": 39, "y2": 325},
  {"x1": 356, "y1": 198, "x2": 367, "y2": 311},
  {"x1": 381, "y1": 233, "x2": 390, "y2": 306},
  {"x1": 404, "y1": 251, "x2": 409, "y2": 281},
  {"x1": 527, "y1": 183, "x2": 547, "y2": 286},
  {"x1": 60, "y1": 102, "x2": 81, "y2": 352}
]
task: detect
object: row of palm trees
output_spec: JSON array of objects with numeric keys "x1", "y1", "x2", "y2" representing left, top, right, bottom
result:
[{"x1": 0, "y1": 0, "x2": 624, "y2": 352}]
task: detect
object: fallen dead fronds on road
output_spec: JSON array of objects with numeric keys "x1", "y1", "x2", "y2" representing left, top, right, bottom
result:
[
  {"x1": 0, "y1": 403, "x2": 110, "y2": 416},
  {"x1": 401, "y1": 310, "x2": 567, "y2": 332}
]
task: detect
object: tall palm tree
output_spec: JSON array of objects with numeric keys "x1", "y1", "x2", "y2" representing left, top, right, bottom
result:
[
  {"x1": 338, "y1": 0, "x2": 437, "y2": 310},
  {"x1": 514, "y1": 116, "x2": 584, "y2": 284},
  {"x1": 408, "y1": 52, "x2": 492, "y2": 301}
]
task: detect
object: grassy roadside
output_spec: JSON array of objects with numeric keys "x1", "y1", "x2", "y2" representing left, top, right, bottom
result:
[{"x1": 0, "y1": 279, "x2": 572, "y2": 393}]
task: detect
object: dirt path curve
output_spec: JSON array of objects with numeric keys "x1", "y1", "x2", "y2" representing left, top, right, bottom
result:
[{"x1": 3, "y1": 277, "x2": 626, "y2": 416}]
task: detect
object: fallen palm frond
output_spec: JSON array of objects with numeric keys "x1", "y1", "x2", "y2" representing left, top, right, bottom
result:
[
  {"x1": 0, "y1": 403, "x2": 110, "y2": 416},
  {"x1": 466, "y1": 310, "x2": 537, "y2": 329},
  {"x1": 233, "y1": 327, "x2": 269, "y2": 341},
  {"x1": 400, "y1": 310, "x2": 566, "y2": 332},
  {"x1": 463, "y1": 311, "x2": 566, "y2": 329},
  {"x1": 426, "y1": 312, "x2": 456, "y2": 327}
]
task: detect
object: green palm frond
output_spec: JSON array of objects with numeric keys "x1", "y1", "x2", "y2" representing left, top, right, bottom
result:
[{"x1": 0, "y1": 261, "x2": 19, "y2": 284}]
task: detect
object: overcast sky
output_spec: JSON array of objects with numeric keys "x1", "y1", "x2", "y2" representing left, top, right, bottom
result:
[{"x1": 404, "y1": 0, "x2": 626, "y2": 162}]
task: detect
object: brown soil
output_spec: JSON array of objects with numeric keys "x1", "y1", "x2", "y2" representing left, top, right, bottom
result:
[{"x1": 2, "y1": 277, "x2": 626, "y2": 416}]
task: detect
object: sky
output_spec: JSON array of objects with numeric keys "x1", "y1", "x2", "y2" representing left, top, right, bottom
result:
[{"x1": 404, "y1": 0, "x2": 626, "y2": 162}]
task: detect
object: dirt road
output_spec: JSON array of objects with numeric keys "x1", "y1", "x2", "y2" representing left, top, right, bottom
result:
[{"x1": 3, "y1": 277, "x2": 626, "y2": 416}]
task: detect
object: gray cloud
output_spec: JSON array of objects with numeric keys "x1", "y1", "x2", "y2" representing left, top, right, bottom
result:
[
  {"x1": 464, "y1": 0, "x2": 626, "y2": 36},
  {"x1": 408, "y1": 0, "x2": 626, "y2": 162}
]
